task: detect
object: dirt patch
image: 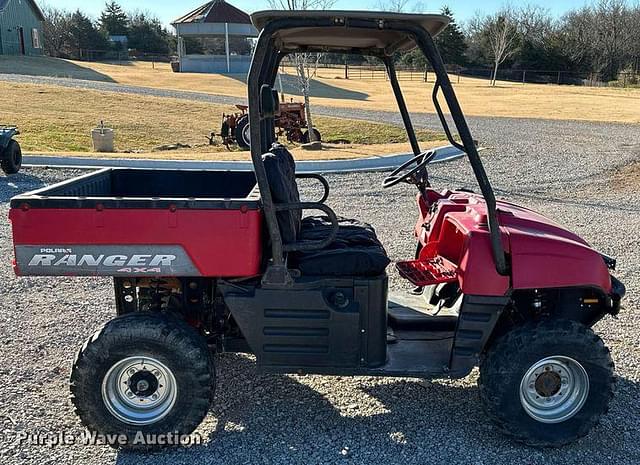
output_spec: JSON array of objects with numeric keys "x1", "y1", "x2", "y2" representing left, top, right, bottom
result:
[{"x1": 612, "y1": 160, "x2": 640, "y2": 191}]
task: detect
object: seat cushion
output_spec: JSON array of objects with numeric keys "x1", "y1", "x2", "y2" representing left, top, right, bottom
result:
[
  {"x1": 299, "y1": 215, "x2": 383, "y2": 248},
  {"x1": 262, "y1": 144, "x2": 301, "y2": 244},
  {"x1": 292, "y1": 216, "x2": 391, "y2": 276}
]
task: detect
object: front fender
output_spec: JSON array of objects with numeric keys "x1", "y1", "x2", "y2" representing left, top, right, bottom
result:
[{"x1": 509, "y1": 231, "x2": 612, "y2": 293}]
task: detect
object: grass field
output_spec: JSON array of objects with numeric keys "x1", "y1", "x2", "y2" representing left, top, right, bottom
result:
[
  {"x1": 0, "y1": 81, "x2": 445, "y2": 158},
  {"x1": 2, "y1": 57, "x2": 639, "y2": 124}
]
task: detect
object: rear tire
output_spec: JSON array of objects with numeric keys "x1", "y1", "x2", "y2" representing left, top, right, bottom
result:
[
  {"x1": 478, "y1": 319, "x2": 614, "y2": 447},
  {"x1": 1, "y1": 140, "x2": 22, "y2": 175},
  {"x1": 234, "y1": 115, "x2": 250, "y2": 149},
  {"x1": 70, "y1": 313, "x2": 214, "y2": 449}
]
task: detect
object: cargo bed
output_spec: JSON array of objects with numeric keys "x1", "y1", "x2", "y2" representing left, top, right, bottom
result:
[{"x1": 9, "y1": 168, "x2": 263, "y2": 277}]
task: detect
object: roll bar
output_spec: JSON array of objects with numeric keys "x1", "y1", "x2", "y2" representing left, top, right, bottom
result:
[{"x1": 248, "y1": 16, "x2": 509, "y2": 284}]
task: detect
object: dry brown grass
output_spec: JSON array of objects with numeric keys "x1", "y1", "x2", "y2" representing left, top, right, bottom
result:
[
  {"x1": 34, "y1": 141, "x2": 445, "y2": 161},
  {"x1": 23, "y1": 58, "x2": 640, "y2": 124},
  {"x1": 0, "y1": 81, "x2": 445, "y2": 159}
]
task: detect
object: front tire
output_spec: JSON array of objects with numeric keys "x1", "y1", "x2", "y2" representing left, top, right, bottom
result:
[
  {"x1": 70, "y1": 313, "x2": 214, "y2": 449},
  {"x1": 1, "y1": 140, "x2": 22, "y2": 175},
  {"x1": 302, "y1": 128, "x2": 322, "y2": 143},
  {"x1": 479, "y1": 319, "x2": 614, "y2": 447}
]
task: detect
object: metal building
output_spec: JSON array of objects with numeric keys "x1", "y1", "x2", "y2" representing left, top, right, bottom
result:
[
  {"x1": 172, "y1": 0, "x2": 258, "y2": 74},
  {"x1": 0, "y1": 0, "x2": 44, "y2": 56}
]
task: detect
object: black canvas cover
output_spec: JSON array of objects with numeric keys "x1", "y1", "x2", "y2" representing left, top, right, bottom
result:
[{"x1": 293, "y1": 216, "x2": 391, "y2": 276}]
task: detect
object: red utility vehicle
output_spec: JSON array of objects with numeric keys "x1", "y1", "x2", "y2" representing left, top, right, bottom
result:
[{"x1": 9, "y1": 11, "x2": 625, "y2": 449}]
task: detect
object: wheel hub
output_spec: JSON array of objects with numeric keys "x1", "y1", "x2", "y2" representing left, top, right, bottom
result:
[
  {"x1": 129, "y1": 370, "x2": 159, "y2": 397},
  {"x1": 534, "y1": 370, "x2": 562, "y2": 397},
  {"x1": 519, "y1": 356, "x2": 589, "y2": 424},
  {"x1": 102, "y1": 356, "x2": 177, "y2": 425}
]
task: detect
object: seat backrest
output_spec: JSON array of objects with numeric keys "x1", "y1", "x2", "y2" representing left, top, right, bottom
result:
[{"x1": 262, "y1": 143, "x2": 301, "y2": 244}]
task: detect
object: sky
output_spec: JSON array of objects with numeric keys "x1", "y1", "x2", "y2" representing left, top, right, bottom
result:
[{"x1": 48, "y1": 0, "x2": 591, "y2": 27}]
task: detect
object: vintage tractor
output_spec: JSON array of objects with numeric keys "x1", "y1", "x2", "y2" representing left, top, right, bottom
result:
[
  {"x1": 1, "y1": 126, "x2": 22, "y2": 175},
  {"x1": 213, "y1": 100, "x2": 321, "y2": 150}
]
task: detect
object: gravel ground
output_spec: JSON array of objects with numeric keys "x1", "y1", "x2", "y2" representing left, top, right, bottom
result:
[{"x1": 1, "y1": 110, "x2": 640, "y2": 463}]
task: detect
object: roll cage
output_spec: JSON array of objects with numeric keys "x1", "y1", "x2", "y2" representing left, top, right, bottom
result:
[{"x1": 248, "y1": 12, "x2": 509, "y2": 285}]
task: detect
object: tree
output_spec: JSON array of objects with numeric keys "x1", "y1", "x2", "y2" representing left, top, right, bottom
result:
[
  {"x1": 42, "y1": 6, "x2": 73, "y2": 58},
  {"x1": 482, "y1": 9, "x2": 520, "y2": 86},
  {"x1": 68, "y1": 10, "x2": 110, "y2": 59},
  {"x1": 127, "y1": 12, "x2": 170, "y2": 55},
  {"x1": 435, "y1": 6, "x2": 467, "y2": 66},
  {"x1": 374, "y1": 0, "x2": 410, "y2": 12},
  {"x1": 268, "y1": 0, "x2": 337, "y2": 144},
  {"x1": 99, "y1": 1, "x2": 128, "y2": 36}
]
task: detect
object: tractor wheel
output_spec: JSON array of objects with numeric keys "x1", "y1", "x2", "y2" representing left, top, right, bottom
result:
[
  {"x1": 1, "y1": 140, "x2": 22, "y2": 175},
  {"x1": 70, "y1": 313, "x2": 215, "y2": 449},
  {"x1": 234, "y1": 115, "x2": 250, "y2": 150},
  {"x1": 478, "y1": 319, "x2": 614, "y2": 447},
  {"x1": 302, "y1": 128, "x2": 322, "y2": 144}
]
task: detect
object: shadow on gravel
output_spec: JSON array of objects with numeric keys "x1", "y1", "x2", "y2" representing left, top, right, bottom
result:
[
  {"x1": 115, "y1": 353, "x2": 640, "y2": 464},
  {"x1": 0, "y1": 173, "x2": 45, "y2": 203}
]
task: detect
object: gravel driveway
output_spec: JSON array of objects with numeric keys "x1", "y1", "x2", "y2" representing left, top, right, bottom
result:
[{"x1": 1, "y1": 79, "x2": 639, "y2": 464}]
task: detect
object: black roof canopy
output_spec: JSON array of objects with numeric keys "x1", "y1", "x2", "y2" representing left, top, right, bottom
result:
[{"x1": 251, "y1": 10, "x2": 450, "y2": 55}]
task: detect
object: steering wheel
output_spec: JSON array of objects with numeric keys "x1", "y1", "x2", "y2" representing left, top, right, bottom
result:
[{"x1": 382, "y1": 150, "x2": 436, "y2": 189}]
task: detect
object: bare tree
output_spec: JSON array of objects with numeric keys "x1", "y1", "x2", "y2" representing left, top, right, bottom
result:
[
  {"x1": 630, "y1": 4, "x2": 640, "y2": 74},
  {"x1": 374, "y1": 0, "x2": 410, "y2": 12},
  {"x1": 483, "y1": 9, "x2": 519, "y2": 86},
  {"x1": 41, "y1": 5, "x2": 73, "y2": 58},
  {"x1": 516, "y1": 4, "x2": 553, "y2": 43},
  {"x1": 560, "y1": 0, "x2": 633, "y2": 81},
  {"x1": 268, "y1": 0, "x2": 336, "y2": 144},
  {"x1": 593, "y1": 0, "x2": 632, "y2": 80}
]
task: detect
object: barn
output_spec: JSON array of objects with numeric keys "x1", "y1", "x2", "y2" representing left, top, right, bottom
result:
[{"x1": 0, "y1": 0, "x2": 44, "y2": 56}]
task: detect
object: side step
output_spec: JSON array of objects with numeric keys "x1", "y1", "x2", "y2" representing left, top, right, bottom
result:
[
  {"x1": 388, "y1": 292, "x2": 458, "y2": 332},
  {"x1": 395, "y1": 256, "x2": 458, "y2": 287}
]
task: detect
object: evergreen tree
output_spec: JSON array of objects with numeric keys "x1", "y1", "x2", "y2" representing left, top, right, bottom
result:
[
  {"x1": 69, "y1": 10, "x2": 110, "y2": 59},
  {"x1": 127, "y1": 12, "x2": 170, "y2": 54},
  {"x1": 435, "y1": 6, "x2": 467, "y2": 66},
  {"x1": 99, "y1": 1, "x2": 128, "y2": 36}
]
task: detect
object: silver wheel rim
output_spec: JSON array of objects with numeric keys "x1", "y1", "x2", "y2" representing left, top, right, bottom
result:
[
  {"x1": 519, "y1": 355, "x2": 589, "y2": 424},
  {"x1": 242, "y1": 124, "x2": 251, "y2": 147},
  {"x1": 101, "y1": 356, "x2": 177, "y2": 426}
]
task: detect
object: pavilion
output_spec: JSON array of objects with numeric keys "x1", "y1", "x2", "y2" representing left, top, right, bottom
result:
[{"x1": 172, "y1": 0, "x2": 258, "y2": 74}]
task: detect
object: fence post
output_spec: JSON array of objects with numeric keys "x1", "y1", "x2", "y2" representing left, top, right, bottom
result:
[
  {"x1": 344, "y1": 62, "x2": 348, "y2": 80},
  {"x1": 424, "y1": 67, "x2": 428, "y2": 82},
  {"x1": 557, "y1": 71, "x2": 561, "y2": 85},
  {"x1": 522, "y1": 70, "x2": 526, "y2": 85}
]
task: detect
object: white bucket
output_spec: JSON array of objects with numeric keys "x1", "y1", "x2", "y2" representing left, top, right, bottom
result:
[{"x1": 92, "y1": 127, "x2": 115, "y2": 152}]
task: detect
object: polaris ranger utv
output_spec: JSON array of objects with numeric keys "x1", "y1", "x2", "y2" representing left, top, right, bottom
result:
[{"x1": 9, "y1": 11, "x2": 625, "y2": 448}]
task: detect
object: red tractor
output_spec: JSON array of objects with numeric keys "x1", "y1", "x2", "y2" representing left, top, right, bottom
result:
[
  {"x1": 9, "y1": 11, "x2": 624, "y2": 449},
  {"x1": 215, "y1": 100, "x2": 321, "y2": 150}
]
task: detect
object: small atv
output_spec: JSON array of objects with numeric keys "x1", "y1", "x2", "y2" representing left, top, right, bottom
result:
[
  {"x1": 9, "y1": 11, "x2": 625, "y2": 449},
  {"x1": 1, "y1": 126, "x2": 22, "y2": 175}
]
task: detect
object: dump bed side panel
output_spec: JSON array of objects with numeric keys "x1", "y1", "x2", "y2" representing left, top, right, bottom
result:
[{"x1": 10, "y1": 208, "x2": 263, "y2": 277}]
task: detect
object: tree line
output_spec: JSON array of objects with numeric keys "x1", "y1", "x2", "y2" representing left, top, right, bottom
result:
[
  {"x1": 41, "y1": 0, "x2": 640, "y2": 84},
  {"x1": 400, "y1": 0, "x2": 640, "y2": 84},
  {"x1": 42, "y1": 1, "x2": 173, "y2": 59}
]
